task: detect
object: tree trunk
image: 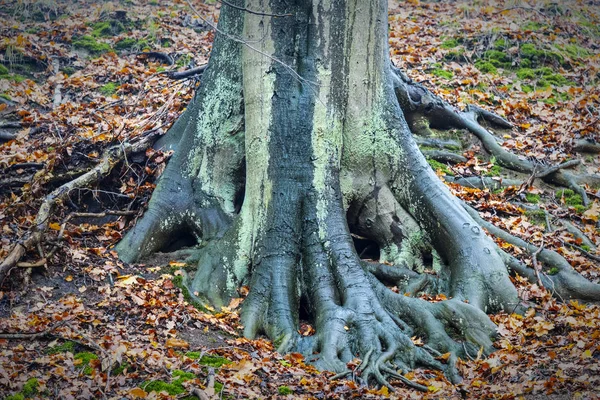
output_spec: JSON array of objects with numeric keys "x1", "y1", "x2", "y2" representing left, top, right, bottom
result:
[{"x1": 116, "y1": 0, "x2": 600, "y2": 387}]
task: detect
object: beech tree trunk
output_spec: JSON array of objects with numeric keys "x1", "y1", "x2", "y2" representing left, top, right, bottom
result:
[{"x1": 116, "y1": 0, "x2": 600, "y2": 387}]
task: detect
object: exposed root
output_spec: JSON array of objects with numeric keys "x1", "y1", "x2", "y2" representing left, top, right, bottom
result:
[
  {"x1": 391, "y1": 66, "x2": 596, "y2": 205},
  {"x1": 0, "y1": 130, "x2": 160, "y2": 283},
  {"x1": 464, "y1": 204, "x2": 600, "y2": 301},
  {"x1": 446, "y1": 176, "x2": 523, "y2": 190}
]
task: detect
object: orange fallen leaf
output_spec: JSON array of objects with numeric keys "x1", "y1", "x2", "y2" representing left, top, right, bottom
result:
[
  {"x1": 129, "y1": 388, "x2": 147, "y2": 399},
  {"x1": 165, "y1": 338, "x2": 189, "y2": 349}
]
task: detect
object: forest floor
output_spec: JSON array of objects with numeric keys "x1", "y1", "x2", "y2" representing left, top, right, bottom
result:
[{"x1": 0, "y1": 0, "x2": 599, "y2": 399}]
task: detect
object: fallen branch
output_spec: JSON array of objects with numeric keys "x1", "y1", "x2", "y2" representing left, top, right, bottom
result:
[
  {"x1": 0, "y1": 320, "x2": 67, "y2": 340},
  {"x1": 167, "y1": 64, "x2": 207, "y2": 80},
  {"x1": 0, "y1": 131, "x2": 160, "y2": 283},
  {"x1": 15, "y1": 210, "x2": 136, "y2": 268},
  {"x1": 531, "y1": 239, "x2": 545, "y2": 287},
  {"x1": 137, "y1": 51, "x2": 174, "y2": 66}
]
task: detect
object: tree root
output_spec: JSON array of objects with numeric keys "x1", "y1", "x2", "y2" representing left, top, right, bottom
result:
[
  {"x1": 391, "y1": 66, "x2": 596, "y2": 205},
  {"x1": 464, "y1": 204, "x2": 600, "y2": 301},
  {"x1": 0, "y1": 131, "x2": 160, "y2": 284},
  {"x1": 446, "y1": 176, "x2": 523, "y2": 190}
]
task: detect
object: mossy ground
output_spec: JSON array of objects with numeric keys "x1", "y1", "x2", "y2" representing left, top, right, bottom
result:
[
  {"x1": 72, "y1": 36, "x2": 113, "y2": 56},
  {"x1": 141, "y1": 369, "x2": 197, "y2": 396},
  {"x1": 427, "y1": 159, "x2": 454, "y2": 176},
  {"x1": 46, "y1": 340, "x2": 76, "y2": 355},
  {"x1": 5, "y1": 378, "x2": 38, "y2": 400},
  {"x1": 74, "y1": 352, "x2": 98, "y2": 375},
  {"x1": 185, "y1": 352, "x2": 231, "y2": 367},
  {"x1": 99, "y1": 82, "x2": 118, "y2": 96}
]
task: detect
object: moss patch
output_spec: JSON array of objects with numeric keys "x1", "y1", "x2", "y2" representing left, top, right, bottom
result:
[
  {"x1": 525, "y1": 210, "x2": 547, "y2": 226},
  {"x1": 440, "y1": 38, "x2": 459, "y2": 49},
  {"x1": 72, "y1": 35, "x2": 113, "y2": 55},
  {"x1": 475, "y1": 60, "x2": 497, "y2": 74},
  {"x1": 484, "y1": 164, "x2": 502, "y2": 177},
  {"x1": 22, "y1": 378, "x2": 38, "y2": 397},
  {"x1": 170, "y1": 273, "x2": 211, "y2": 313},
  {"x1": 74, "y1": 352, "x2": 98, "y2": 375},
  {"x1": 525, "y1": 193, "x2": 540, "y2": 203},
  {"x1": 555, "y1": 189, "x2": 583, "y2": 206},
  {"x1": 99, "y1": 82, "x2": 118, "y2": 96},
  {"x1": 431, "y1": 68, "x2": 453, "y2": 79},
  {"x1": 91, "y1": 21, "x2": 125, "y2": 37},
  {"x1": 47, "y1": 340, "x2": 76, "y2": 355},
  {"x1": 142, "y1": 369, "x2": 196, "y2": 396},
  {"x1": 278, "y1": 386, "x2": 293, "y2": 395},
  {"x1": 427, "y1": 159, "x2": 454, "y2": 176}
]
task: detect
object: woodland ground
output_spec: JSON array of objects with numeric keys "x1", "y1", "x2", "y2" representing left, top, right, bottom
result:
[{"x1": 0, "y1": 0, "x2": 599, "y2": 399}]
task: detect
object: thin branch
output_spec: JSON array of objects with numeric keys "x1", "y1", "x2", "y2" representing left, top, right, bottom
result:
[
  {"x1": 220, "y1": 0, "x2": 292, "y2": 17},
  {"x1": 183, "y1": 0, "x2": 320, "y2": 93}
]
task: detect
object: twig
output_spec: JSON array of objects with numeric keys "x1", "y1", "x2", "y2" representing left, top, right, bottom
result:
[
  {"x1": 220, "y1": 0, "x2": 292, "y2": 17},
  {"x1": 0, "y1": 320, "x2": 67, "y2": 339},
  {"x1": 0, "y1": 131, "x2": 160, "y2": 283},
  {"x1": 530, "y1": 239, "x2": 544, "y2": 287},
  {"x1": 534, "y1": 159, "x2": 580, "y2": 179},
  {"x1": 563, "y1": 241, "x2": 600, "y2": 263}
]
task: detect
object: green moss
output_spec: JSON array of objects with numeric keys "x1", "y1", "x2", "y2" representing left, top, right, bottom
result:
[
  {"x1": 523, "y1": 21, "x2": 545, "y2": 31},
  {"x1": 521, "y1": 84, "x2": 534, "y2": 93},
  {"x1": 61, "y1": 66, "x2": 76, "y2": 76},
  {"x1": 556, "y1": 189, "x2": 583, "y2": 206},
  {"x1": 99, "y1": 82, "x2": 118, "y2": 96},
  {"x1": 548, "y1": 267, "x2": 559, "y2": 275},
  {"x1": 47, "y1": 340, "x2": 76, "y2": 354},
  {"x1": 278, "y1": 386, "x2": 293, "y2": 395},
  {"x1": 484, "y1": 50, "x2": 511, "y2": 68},
  {"x1": 0, "y1": 93, "x2": 10, "y2": 101},
  {"x1": 0, "y1": 64, "x2": 8, "y2": 75},
  {"x1": 427, "y1": 159, "x2": 454, "y2": 176},
  {"x1": 115, "y1": 38, "x2": 136, "y2": 50},
  {"x1": 444, "y1": 48, "x2": 466, "y2": 61},
  {"x1": 440, "y1": 38, "x2": 459, "y2": 49},
  {"x1": 525, "y1": 193, "x2": 540, "y2": 203},
  {"x1": 176, "y1": 54, "x2": 193, "y2": 67},
  {"x1": 22, "y1": 378, "x2": 38, "y2": 397},
  {"x1": 516, "y1": 68, "x2": 536, "y2": 80},
  {"x1": 171, "y1": 274, "x2": 210, "y2": 312},
  {"x1": 475, "y1": 60, "x2": 497, "y2": 74},
  {"x1": 91, "y1": 21, "x2": 125, "y2": 37},
  {"x1": 112, "y1": 361, "x2": 130, "y2": 375},
  {"x1": 143, "y1": 380, "x2": 185, "y2": 395},
  {"x1": 573, "y1": 204, "x2": 587, "y2": 213},
  {"x1": 5, "y1": 394, "x2": 24, "y2": 400},
  {"x1": 560, "y1": 44, "x2": 591, "y2": 59},
  {"x1": 484, "y1": 164, "x2": 502, "y2": 177},
  {"x1": 74, "y1": 352, "x2": 98, "y2": 375},
  {"x1": 72, "y1": 36, "x2": 113, "y2": 55},
  {"x1": 198, "y1": 355, "x2": 230, "y2": 368},
  {"x1": 525, "y1": 210, "x2": 547, "y2": 226},
  {"x1": 581, "y1": 245, "x2": 591, "y2": 252},
  {"x1": 494, "y1": 38, "x2": 509, "y2": 50},
  {"x1": 431, "y1": 68, "x2": 453, "y2": 79},
  {"x1": 172, "y1": 370, "x2": 196, "y2": 380},
  {"x1": 521, "y1": 43, "x2": 542, "y2": 58},
  {"x1": 143, "y1": 370, "x2": 196, "y2": 396}
]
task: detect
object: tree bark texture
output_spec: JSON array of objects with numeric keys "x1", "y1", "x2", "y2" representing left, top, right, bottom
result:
[{"x1": 116, "y1": 0, "x2": 600, "y2": 386}]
